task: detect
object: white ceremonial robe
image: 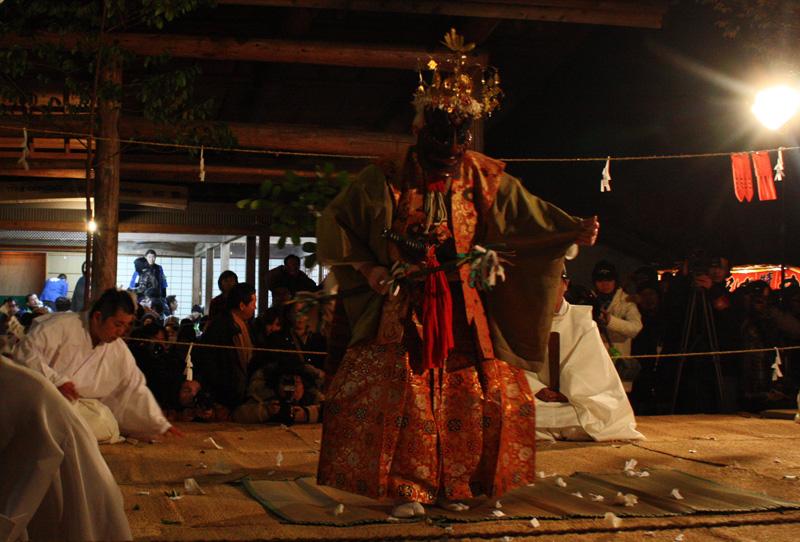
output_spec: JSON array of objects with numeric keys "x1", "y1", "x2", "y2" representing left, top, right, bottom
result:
[
  {"x1": 0, "y1": 358, "x2": 132, "y2": 541},
  {"x1": 13, "y1": 312, "x2": 170, "y2": 436},
  {"x1": 526, "y1": 302, "x2": 644, "y2": 442}
]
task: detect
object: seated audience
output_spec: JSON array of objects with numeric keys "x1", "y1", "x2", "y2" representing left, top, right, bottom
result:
[
  {"x1": 54, "y1": 296, "x2": 72, "y2": 312},
  {"x1": 525, "y1": 268, "x2": 643, "y2": 442},
  {"x1": 193, "y1": 283, "x2": 257, "y2": 417}
]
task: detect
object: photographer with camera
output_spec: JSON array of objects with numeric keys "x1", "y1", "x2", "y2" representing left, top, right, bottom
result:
[{"x1": 233, "y1": 362, "x2": 323, "y2": 425}]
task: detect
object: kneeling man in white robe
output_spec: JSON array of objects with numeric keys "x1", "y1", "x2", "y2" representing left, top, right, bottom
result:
[
  {"x1": 13, "y1": 288, "x2": 179, "y2": 439},
  {"x1": 526, "y1": 270, "x2": 644, "y2": 442}
]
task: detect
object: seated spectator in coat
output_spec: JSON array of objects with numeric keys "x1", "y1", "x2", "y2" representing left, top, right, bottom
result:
[
  {"x1": 129, "y1": 323, "x2": 183, "y2": 408},
  {"x1": 248, "y1": 306, "x2": 287, "y2": 380},
  {"x1": 208, "y1": 270, "x2": 238, "y2": 320},
  {"x1": 54, "y1": 296, "x2": 72, "y2": 312},
  {"x1": 13, "y1": 288, "x2": 180, "y2": 438},
  {"x1": 525, "y1": 269, "x2": 643, "y2": 442},
  {"x1": 23, "y1": 293, "x2": 50, "y2": 315},
  {"x1": 189, "y1": 304, "x2": 204, "y2": 322},
  {"x1": 40, "y1": 273, "x2": 69, "y2": 311},
  {"x1": 193, "y1": 282, "x2": 257, "y2": 417},
  {"x1": 591, "y1": 260, "x2": 643, "y2": 391},
  {"x1": 233, "y1": 363, "x2": 323, "y2": 425},
  {"x1": 0, "y1": 297, "x2": 20, "y2": 318},
  {"x1": 163, "y1": 295, "x2": 178, "y2": 318},
  {"x1": 267, "y1": 255, "x2": 318, "y2": 301}
]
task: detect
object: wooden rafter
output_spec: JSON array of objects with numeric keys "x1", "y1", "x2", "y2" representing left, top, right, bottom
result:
[
  {"x1": 0, "y1": 116, "x2": 413, "y2": 158},
  {"x1": 217, "y1": 0, "x2": 668, "y2": 29},
  {"x1": 0, "y1": 32, "x2": 487, "y2": 71}
]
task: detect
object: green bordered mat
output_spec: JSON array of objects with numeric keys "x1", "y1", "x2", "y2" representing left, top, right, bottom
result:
[{"x1": 239, "y1": 469, "x2": 800, "y2": 527}]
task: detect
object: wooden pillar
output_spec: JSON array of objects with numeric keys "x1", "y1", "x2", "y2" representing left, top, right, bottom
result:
[
  {"x1": 220, "y1": 242, "x2": 230, "y2": 273},
  {"x1": 258, "y1": 231, "x2": 270, "y2": 314},
  {"x1": 91, "y1": 62, "x2": 122, "y2": 293},
  {"x1": 245, "y1": 235, "x2": 256, "y2": 286},
  {"x1": 191, "y1": 251, "x2": 202, "y2": 308},
  {"x1": 205, "y1": 247, "x2": 214, "y2": 309}
]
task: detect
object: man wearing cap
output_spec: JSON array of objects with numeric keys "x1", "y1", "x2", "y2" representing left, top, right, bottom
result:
[
  {"x1": 316, "y1": 29, "x2": 599, "y2": 517},
  {"x1": 527, "y1": 268, "x2": 643, "y2": 441},
  {"x1": 591, "y1": 260, "x2": 643, "y2": 391}
]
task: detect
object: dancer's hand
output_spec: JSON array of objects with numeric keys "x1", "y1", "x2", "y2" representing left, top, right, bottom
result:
[
  {"x1": 576, "y1": 216, "x2": 599, "y2": 246},
  {"x1": 360, "y1": 264, "x2": 391, "y2": 295},
  {"x1": 535, "y1": 388, "x2": 569, "y2": 403}
]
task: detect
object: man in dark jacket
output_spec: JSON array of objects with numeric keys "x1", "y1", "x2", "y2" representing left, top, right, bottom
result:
[
  {"x1": 129, "y1": 250, "x2": 168, "y2": 301},
  {"x1": 193, "y1": 283, "x2": 257, "y2": 416}
]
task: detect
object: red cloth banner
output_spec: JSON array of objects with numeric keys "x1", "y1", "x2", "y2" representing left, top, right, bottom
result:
[
  {"x1": 751, "y1": 151, "x2": 777, "y2": 201},
  {"x1": 731, "y1": 152, "x2": 754, "y2": 202}
]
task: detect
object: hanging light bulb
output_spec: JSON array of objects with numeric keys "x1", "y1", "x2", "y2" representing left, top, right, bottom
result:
[{"x1": 87, "y1": 219, "x2": 97, "y2": 233}]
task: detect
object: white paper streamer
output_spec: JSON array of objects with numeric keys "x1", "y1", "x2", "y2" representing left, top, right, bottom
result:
[
  {"x1": 774, "y1": 147, "x2": 784, "y2": 181},
  {"x1": 18, "y1": 128, "x2": 29, "y2": 170},
  {"x1": 204, "y1": 436, "x2": 223, "y2": 450},
  {"x1": 600, "y1": 156, "x2": 612, "y2": 192},
  {"x1": 184, "y1": 343, "x2": 194, "y2": 381},
  {"x1": 199, "y1": 146, "x2": 206, "y2": 182},
  {"x1": 772, "y1": 347, "x2": 783, "y2": 381}
]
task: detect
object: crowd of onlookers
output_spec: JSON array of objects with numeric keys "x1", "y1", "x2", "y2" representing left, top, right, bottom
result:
[
  {"x1": 3, "y1": 250, "x2": 800, "y2": 420},
  {"x1": 567, "y1": 256, "x2": 800, "y2": 415}
]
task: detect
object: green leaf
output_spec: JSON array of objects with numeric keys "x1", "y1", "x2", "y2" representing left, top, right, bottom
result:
[
  {"x1": 250, "y1": 199, "x2": 263, "y2": 210},
  {"x1": 236, "y1": 198, "x2": 252, "y2": 209},
  {"x1": 290, "y1": 235, "x2": 301, "y2": 246},
  {"x1": 259, "y1": 180, "x2": 273, "y2": 197},
  {"x1": 301, "y1": 241, "x2": 317, "y2": 253},
  {"x1": 276, "y1": 237, "x2": 287, "y2": 249},
  {"x1": 304, "y1": 254, "x2": 317, "y2": 269}
]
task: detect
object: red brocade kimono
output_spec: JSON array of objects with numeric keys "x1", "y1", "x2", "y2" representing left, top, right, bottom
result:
[{"x1": 316, "y1": 150, "x2": 581, "y2": 503}]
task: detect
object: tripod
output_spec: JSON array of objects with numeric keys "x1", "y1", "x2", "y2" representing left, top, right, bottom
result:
[{"x1": 670, "y1": 287, "x2": 726, "y2": 413}]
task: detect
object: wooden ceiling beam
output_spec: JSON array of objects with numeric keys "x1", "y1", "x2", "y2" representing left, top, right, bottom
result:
[
  {"x1": 0, "y1": 159, "x2": 326, "y2": 183},
  {"x1": 218, "y1": 0, "x2": 668, "y2": 29},
  {"x1": 0, "y1": 115, "x2": 413, "y2": 158},
  {"x1": 0, "y1": 31, "x2": 486, "y2": 71}
]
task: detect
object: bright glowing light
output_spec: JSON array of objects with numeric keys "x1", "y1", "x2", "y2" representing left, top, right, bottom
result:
[
  {"x1": 751, "y1": 85, "x2": 800, "y2": 130},
  {"x1": 87, "y1": 219, "x2": 97, "y2": 233}
]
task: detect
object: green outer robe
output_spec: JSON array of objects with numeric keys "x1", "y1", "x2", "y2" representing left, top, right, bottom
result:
[{"x1": 316, "y1": 151, "x2": 582, "y2": 372}]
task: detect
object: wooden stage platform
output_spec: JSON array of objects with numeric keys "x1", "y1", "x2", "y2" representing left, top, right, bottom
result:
[{"x1": 102, "y1": 415, "x2": 800, "y2": 541}]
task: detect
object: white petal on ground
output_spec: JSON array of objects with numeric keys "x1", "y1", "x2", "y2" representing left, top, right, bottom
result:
[
  {"x1": 495, "y1": 500, "x2": 502, "y2": 509},
  {"x1": 589, "y1": 493, "x2": 605, "y2": 502},
  {"x1": 624, "y1": 459, "x2": 638, "y2": 472},
  {"x1": 135, "y1": 490, "x2": 150, "y2": 496},
  {"x1": 783, "y1": 475, "x2": 797, "y2": 480},
  {"x1": 204, "y1": 437, "x2": 223, "y2": 450},
  {"x1": 671, "y1": 488, "x2": 684, "y2": 500},
  {"x1": 604, "y1": 512, "x2": 622, "y2": 528},
  {"x1": 276, "y1": 450, "x2": 284, "y2": 467},
  {"x1": 571, "y1": 491, "x2": 584, "y2": 499},
  {"x1": 530, "y1": 517, "x2": 540, "y2": 528},
  {"x1": 555, "y1": 477, "x2": 567, "y2": 487},
  {"x1": 333, "y1": 504, "x2": 345, "y2": 516},
  {"x1": 183, "y1": 478, "x2": 205, "y2": 495},
  {"x1": 491, "y1": 509, "x2": 506, "y2": 518},
  {"x1": 613, "y1": 492, "x2": 638, "y2": 507},
  {"x1": 675, "y1": 534, "x2": 685, "y2": 541}
]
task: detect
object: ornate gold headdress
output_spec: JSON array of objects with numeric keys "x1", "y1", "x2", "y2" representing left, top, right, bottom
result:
[{"x1": 413, "y1": 28, "x2": 503, "y2": 120}]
